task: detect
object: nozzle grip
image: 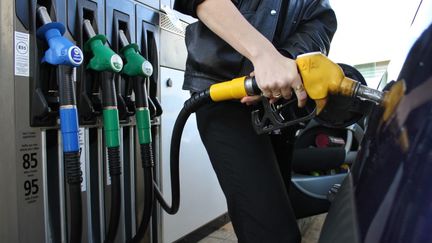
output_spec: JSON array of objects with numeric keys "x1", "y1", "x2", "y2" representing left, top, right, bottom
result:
[
  {"x1": 85, "y1": 35, "x2": 123, "y2": 72},
  {"x1": 37, "y1": 22, "x2": 84, "y2": 67},
  {"x1": 121, "y1": 44, "x2": 153, "y2": 77}
]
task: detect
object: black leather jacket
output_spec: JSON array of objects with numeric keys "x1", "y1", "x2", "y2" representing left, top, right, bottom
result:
[{"x1": 174, "y1": 0, "x2": 337, "y2": 92}]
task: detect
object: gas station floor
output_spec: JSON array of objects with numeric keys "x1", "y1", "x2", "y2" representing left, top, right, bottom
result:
[{"x1": 191, "y1": 214, "x2": 326, "y2": 243}]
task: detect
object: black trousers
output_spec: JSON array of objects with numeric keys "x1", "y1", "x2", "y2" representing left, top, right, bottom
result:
[{"x1": 196, "y1": 101, "x2": 301, "y2": 243}]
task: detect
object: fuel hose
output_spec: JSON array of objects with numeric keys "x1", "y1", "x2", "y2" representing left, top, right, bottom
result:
[{"x1": 156, "y1": 77, "x2": 259, "y2": 214}]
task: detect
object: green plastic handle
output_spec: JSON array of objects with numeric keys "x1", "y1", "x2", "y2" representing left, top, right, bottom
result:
[
  {"x1": 84, "y1": 34, "x2": 123, "y2": 72},
  {"x1": 120, "y1": 43, "x2": 153, "y2": 77}
]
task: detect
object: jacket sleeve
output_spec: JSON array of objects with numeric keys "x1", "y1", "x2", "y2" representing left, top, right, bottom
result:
[
  {"x1": 173, "y1": 0, "x2": 206, "y2": 18},
  {"x1": 280, "y1": 0, "x2": 337, "y2": 58}
]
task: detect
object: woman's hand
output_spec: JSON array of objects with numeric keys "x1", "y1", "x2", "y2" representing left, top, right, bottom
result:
[
  {"x1": 240, "y1": 72, "x2": 282, "y2": 105},
  {"x1": 251, "y1": 49, "x2": 308, "y2": 107}
]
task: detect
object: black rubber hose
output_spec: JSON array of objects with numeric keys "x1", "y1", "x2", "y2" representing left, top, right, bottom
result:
[
  {"x1": 100, "y1": 72, "x2": 117, "y2": 107},
  {"x1": 64, "y1": 152, "x2": 83, "y2": 243},
  {"x1": 105, "y1": 147, "x2": 122, "y2": 243},
  {"x1": 129, "y1": 144, "x2": 155, "y2": 243},
  {"x1": 133, "y1": 76, "x2": 148, "y2": 108},
  {"x1": 58, "y1": 66, "x2": 76, "y2": 106},
  {"x1": 154, "y1": 90, "x2": 211, "y2": 215}
]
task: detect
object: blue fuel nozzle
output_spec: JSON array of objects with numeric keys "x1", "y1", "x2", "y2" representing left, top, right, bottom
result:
[
  {"x1": 35, "y1": 6, "x2": 83, "y2": 155},
  {"x1": 36, "y1": 22, "x2": 84, "y2": 67}
]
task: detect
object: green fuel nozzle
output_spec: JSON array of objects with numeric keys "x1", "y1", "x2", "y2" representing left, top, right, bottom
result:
[
  {"x1": 118, "y1": 30, "x2": 153, "y2": 145},
  {"x1": 117, "y1": 30, "x2": 155, "y2": 243},
  {"x1": 83, "y1": 19, "x2": 122, "y2": 148},
  {"x1": 83, "y1": 20, "x2": 123, "y2": 73},
  {"x1": 119, "y1": 31, "x2": 153, "y2": 78},
  {"x1": 83, "y1": 19, "x2": 123, "y2": 243}
]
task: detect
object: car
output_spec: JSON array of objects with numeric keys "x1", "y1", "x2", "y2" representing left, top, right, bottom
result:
[{"x1": 317, "y1": 1, "x2": 432, "y2": 242}]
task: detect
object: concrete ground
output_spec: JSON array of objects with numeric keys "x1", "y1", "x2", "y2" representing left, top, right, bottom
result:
[
  {"x1": 195, "y1": 214, "x2": 327, "y2": 243},
  {"x1": 298, "y1": 214, "x2": 327, "y2": 243}
]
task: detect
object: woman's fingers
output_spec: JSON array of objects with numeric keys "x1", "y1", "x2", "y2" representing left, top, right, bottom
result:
[
  {"x1": 291, "y1": 79, "x2": 308, "y2": 107},
  {"x1": 240, "y1": 95, "x2": 261, "y2": 105}
]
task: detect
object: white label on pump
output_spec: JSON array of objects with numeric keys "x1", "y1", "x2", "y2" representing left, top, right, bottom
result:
[
  {"x1": 79, "y1": 128, "x2": 87, "y2": 192},
  {"x1": 14, "y1": 31, "x2": 30, "y2": 77}
]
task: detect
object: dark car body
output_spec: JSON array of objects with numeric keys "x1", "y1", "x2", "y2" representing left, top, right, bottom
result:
[{"x1": 318, "y1": 4, "x2": 432, "y2": 243}]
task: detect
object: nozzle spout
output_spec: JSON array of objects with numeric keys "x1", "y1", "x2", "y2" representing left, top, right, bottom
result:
[
  {"x1": 119, "y1": 30, "x2": 130, "y2": 48},
  {"x1": 356, "y1": 85, "x2": 385, "y2": 104},
  {"x1": 83, "y1": 19, "x2": 96, "y2": 38},
  {"x1": 37, "y1": 6, "x2": 52, "y2": 25},
  {"x1": 296, "y1": 52, "x2": 386, "y2": 113}
]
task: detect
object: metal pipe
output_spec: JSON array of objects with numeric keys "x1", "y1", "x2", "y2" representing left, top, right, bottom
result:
[
  {"x1": 37, "y1": 6, "x2": 52, "y2": 25},
  {"x1": 83, "y1": 19, "x2": 96, "y2": 38},
  {"x1": 356, "y1": 85, "x2": 385, "y2": 104},
  {"x1": 118, "y1": 30, "x2": 130, "y2": 48}
]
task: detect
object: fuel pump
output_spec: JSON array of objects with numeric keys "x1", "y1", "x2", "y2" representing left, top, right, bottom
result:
[
  {"x1": 36, "y1": 6, "x2": 84, "y2": 243},
  {"x1": 117, "y1": 29, "x2": 154, "y2": 243},
  {"x1": 82, "y1": 19, "x2": 124, "y2": 243}
]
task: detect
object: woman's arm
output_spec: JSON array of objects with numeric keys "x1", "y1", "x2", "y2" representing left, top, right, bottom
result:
[{"x1": 195, "y1": 0, "x2": 307, "y2": 106}]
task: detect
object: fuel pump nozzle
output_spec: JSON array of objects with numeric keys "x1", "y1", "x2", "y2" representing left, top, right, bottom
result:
[
  {"x1": 295, "y1": 52, "x2": 405, "y2": 125},
  {"x1": 118, "y1": 29, "x2": 156, "y2": 243},
  {"x1": 295, "y1": 52, "x2": 385, "y2": 114},
  {"x1": 36, "y1": 6, "x2": 84, "y2": 243},
  {"x1": 209, "y1": 53, "x2": 400, "y2": 134},
  {"x1": 208, "y1": 52, "x2": 386, "y2": 110},
  {"x1": 83, "y1": 19, "x2": 123, "y2": 243},
  {"x1": 118, "y1": 30, "x2": 153, "y2": 148}
]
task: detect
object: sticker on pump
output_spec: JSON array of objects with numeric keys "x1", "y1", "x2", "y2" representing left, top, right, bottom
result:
[
  {"x1": 110, "y1": 54, "x2": 123, "y2": 72},
  {"x1": 68, "y1": 46, "x2": 84, "y2": 66}
]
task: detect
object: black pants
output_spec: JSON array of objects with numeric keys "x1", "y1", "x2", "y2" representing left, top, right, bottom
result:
[{"x1": 196, "y1": 101, "x2": 301, "y2": 243}]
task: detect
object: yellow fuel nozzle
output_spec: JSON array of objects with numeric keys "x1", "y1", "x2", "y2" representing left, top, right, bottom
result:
[
  {"x1": 296, "y1": 52, "x2": 385, "y2": 114},
  {"x1": 210, "y1": 52, "x2": 386, "y2": 115}
]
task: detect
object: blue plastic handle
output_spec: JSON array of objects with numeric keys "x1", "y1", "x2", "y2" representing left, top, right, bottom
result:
[{"x1": 37, "y1": 22, "x2": 83, "y2": 67}]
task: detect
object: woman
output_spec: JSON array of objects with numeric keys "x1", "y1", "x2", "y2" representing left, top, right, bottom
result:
[{"x1": 174, "y1": 0, "x2": 337, "y2": 242}]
